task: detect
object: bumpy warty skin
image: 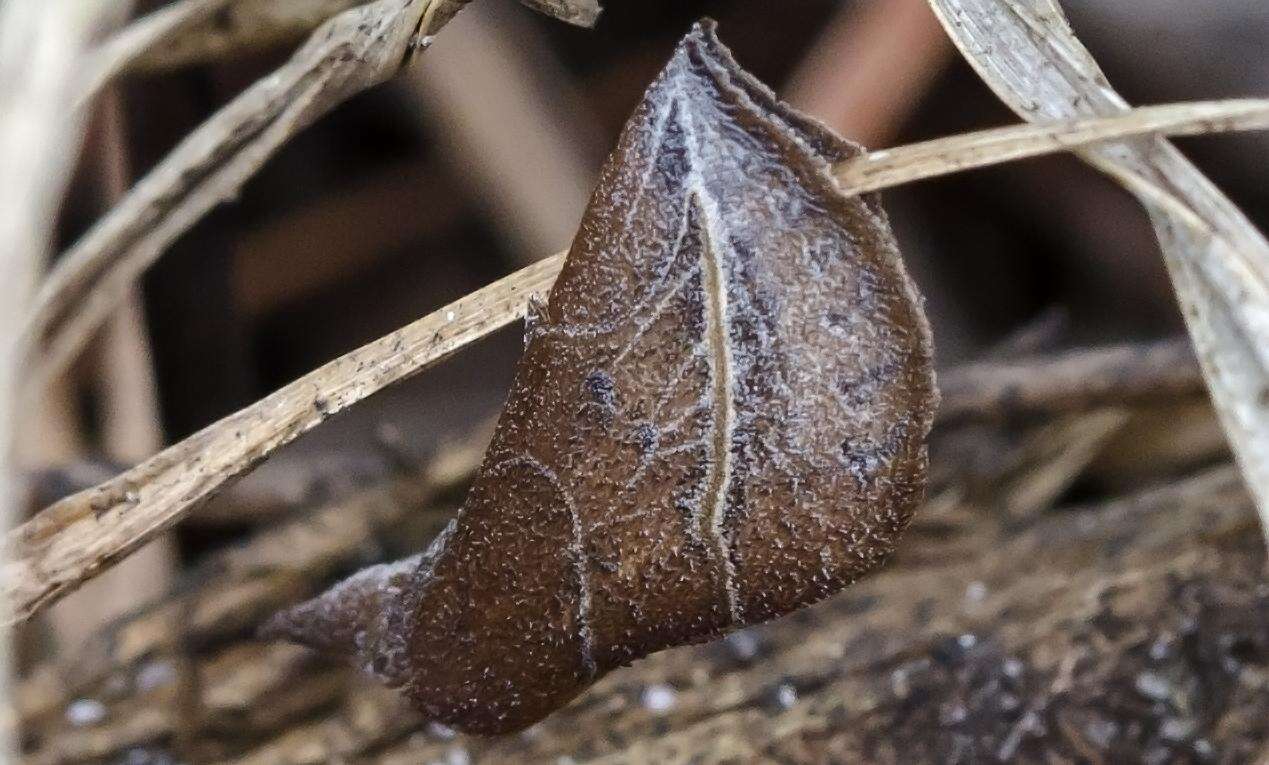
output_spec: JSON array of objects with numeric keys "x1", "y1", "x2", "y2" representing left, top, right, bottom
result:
[{"x1": 263, "y1": 20, "x2": 937, "y2": 736}]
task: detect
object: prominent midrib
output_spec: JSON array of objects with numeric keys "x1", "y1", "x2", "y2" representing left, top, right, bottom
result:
[{"x1": 694, "y1": 191, "x2": 742, "y2": 625}]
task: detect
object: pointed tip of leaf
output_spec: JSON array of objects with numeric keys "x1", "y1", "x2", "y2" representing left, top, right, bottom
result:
[
  {"x1": 257, "y1": 597, "x2": 335, "y2": 650},
  {"x1": 262, "y1": 554, "x2": 424, "y2": 685}
]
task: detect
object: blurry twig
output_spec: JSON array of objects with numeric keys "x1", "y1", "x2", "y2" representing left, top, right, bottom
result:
[
  {"x1": 45, "y1": 88, "x2": 178, "y2": 655},
  {"x1": 233, "y1": 161, "x2": 462, "y2": 316},
  {"x1": 787, "y1": 0, "x2": 951, "y2": 146},
  {"x1": 983, "y1": 306, "x2": 1069, "y2": 360},
  {"x1": 938, "y1": 338, "x2": 1203, "y2": 424},
  {"x1": 76, "y1": 0, "x2": 236, "y2": 105},
  {"x1": 925, "y1": 0, "x2": 1269, "y2": 539},
  {"x1": 407, "y1": 0, "x2": 601, "y2": 261},
  {"x1": 998, "y1": 408, "x2": 1131, "y2": 521},
  {"x1": 0, "y1": 0, "x2": 125, "y2": 756},
  {"x1": 23, "y1": 0, "x2": 474, "y2": 405},
  {"x1": 81, "y1": 0, "x2": 601, "y2": 105},
  {"x1": 10, "y1": 97, "x2": 1269, "y2": 626}
]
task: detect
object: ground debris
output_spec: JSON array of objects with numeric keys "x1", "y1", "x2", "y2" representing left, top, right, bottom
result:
[{"x1": 16, "y1": 403, "x2": 1267, "y2": 763}]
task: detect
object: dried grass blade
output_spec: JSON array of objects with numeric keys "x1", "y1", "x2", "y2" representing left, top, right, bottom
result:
[
  {"x1": 837, "y1": 99, "x2": 1269, "y2": 194},
  {"x1": 926, "y1": 0, "x2": 1269, "y2": 539},
  {"x1": 2, "y1": 254, "x2": 562, "y2": 625},
  {"x1": 84, "y1": 0, "x2": 368, "y2": 94}
]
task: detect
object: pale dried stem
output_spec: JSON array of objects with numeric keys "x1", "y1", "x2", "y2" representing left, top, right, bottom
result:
[
  {"x1": 837, "y1": 99, "x2": 1269, "y2": 194},
  {"x1": 4, "y1": 256, "x2": 560, "y2": 624},
  {"x1": 0, "y1": 0, "x2": 126, "y2": 755},
  {"x1": 76, "y1": 0, "x2": 237, "y2": 106},
  {"x1": 79, "y1": 0, "x2": 599, "y2": 105},
  {"x1": 926, "y1": 0, "x2": 1269, "y2": 542}
]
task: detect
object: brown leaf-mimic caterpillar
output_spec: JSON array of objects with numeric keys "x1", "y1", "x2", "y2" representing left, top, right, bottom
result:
[{"x1": 262, "y1": 20, "x2": 937, "y2": 735}]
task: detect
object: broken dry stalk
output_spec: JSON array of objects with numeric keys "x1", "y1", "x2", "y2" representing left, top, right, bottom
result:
[{"x1": 937, "y1": 338, "x2": 1203, "y2": 424}]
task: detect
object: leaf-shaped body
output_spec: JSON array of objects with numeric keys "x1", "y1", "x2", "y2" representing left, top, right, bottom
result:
[{"x1": 264, "y1": 21, "x2": 936, "y2": 736}]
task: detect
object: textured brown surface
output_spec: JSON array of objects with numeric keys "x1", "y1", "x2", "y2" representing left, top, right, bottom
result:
[{"x1": 264, "y1": 21, "x2": 935, "y2": 735}]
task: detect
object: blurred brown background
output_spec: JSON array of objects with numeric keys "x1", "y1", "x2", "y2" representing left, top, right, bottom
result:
[{"x1": 32, "y1": 0, "x2": 1269, "y2": 666}]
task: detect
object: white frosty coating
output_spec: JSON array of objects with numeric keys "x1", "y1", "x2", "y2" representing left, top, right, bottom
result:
[
  {"x1": 775, "y1": 683, "x2": 798, "y2": 710},
  {"x1": 345, "y1": 553, "x2": 425, "y2": 684},
  {"x1": 724, "y1": 629, "x2": 760, "y2": 662},
  {"x1": 134, "y1": 660, "x2": 176, "y2": 692},
  {"x1": 65, "y1": 699, "x2": 107, "y2": 727},
  {"x1": 608, "y1": 213, "x2": 697, "y2": 367},
  {"x1": 532, "y1": 80, "x2": 684, "y2": 343}
]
